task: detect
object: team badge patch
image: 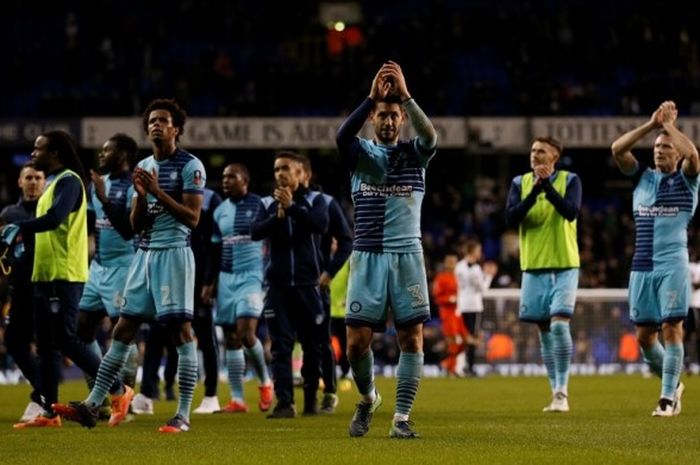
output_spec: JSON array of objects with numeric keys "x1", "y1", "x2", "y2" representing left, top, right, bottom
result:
[{"x1": 193, "y1": 170, "x2": 203, "y2": 186}]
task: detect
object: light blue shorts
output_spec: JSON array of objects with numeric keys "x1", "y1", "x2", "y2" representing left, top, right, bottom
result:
[
  {"x1": 519, "y1": 269, "x2": 579, "y2": 323},
  {"x1": 345, "y1": 251, "x2": 430, "y2": 332},
  {"x1": 120, "y1": 247, "x2": 195, "y2": 322},
  {"x1": 215, "y1": 271, "x2": 264, "y2": 326},
  {"x1": 629, "y1": 269, "x2": 690, "y2": 325},
  {"x1": 79, "y1": 261, "x2": 130, "y2": 318}
]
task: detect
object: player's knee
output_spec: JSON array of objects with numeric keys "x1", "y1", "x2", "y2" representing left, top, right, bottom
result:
[
  {"x1": 242, "y1": 331, "x2": 256, "y2": 348},
  {"x1": 346, "y1": 341, "x2": 370, "y2": 360},
  {"x1": 224, "y1": 330, "x2": 241, "y2": 349},
  {"x1": 172, "y1": 327, "x2": 194, "y2": 346},
  {"x1": 636, "y1": 332, "x2": 655, "y2": 348},
  {"x1": 399, "y1": 337, "x2": 422, "y2": 353},
  {"x1": 662, "y1": 322, "x2": 684, "y2": 343},
  {"x1": 113, "y1": 318, "x2": 139, "y2": 344}
]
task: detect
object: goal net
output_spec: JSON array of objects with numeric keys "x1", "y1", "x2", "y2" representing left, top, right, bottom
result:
[{"x1": 463, "y1": 288, "x2": 697, "y2": 376}]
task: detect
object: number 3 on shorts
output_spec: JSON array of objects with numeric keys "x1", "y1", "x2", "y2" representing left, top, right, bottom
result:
[{"x1": 407, "y1": 284, "x2": 426, "y2": 308}]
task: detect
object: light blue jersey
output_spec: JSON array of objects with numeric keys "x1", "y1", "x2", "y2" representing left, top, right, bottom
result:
[
  {"x1": 89, "y1": 172, "x2": 135, "y2": 267},
  {"x1": 630, "y1": 164, "x2": 699, "y2": 271},
  {"x1": 120, "y1": 150, "x2": 204, "y2": 321},
  {"x1": 135, "y1": 149, "x2": 206, "y2": 249},
  {"x1": 81, "y1": 171, "x2": 135, "y2": 315},
  {"x1": 212, "y1": 193, "x2": 264, "y2": 275},
  {"x1": 627, "y1": 163, "x2": 698, "y2": 324},
  {"x1": 350, "y1": 138, "x2": 434, "y2": 253}
]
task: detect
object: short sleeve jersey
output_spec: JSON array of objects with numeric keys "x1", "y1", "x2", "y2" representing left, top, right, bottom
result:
[
  {"x1": 630, "y1": 163, "x2": 699, "y2": 271},
  {"x1": 350, "y1": 138, "x2": 434, "y2": 253},
  {"x1": 135, "y1": 149, "x2": 206, "y2": 249},
  {"x1": 211, "y1": 193, "x2": 264, "y2": 275},
  {"x1": 89, "y1": 172, "x2": 135, "y2": 267}
]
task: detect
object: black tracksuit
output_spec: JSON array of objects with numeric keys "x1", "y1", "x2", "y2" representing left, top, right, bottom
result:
[
  {"x1": 1, "y1": 198, "x2": 41, "y2": 404},
  {"x1": 251, "y1": 186, "x2": 328, "y2": 411}
]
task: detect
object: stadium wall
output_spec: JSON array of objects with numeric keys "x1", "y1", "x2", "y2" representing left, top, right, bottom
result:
[{"x1": 5, "y1": 117, "x2": 700, "y2": 149}]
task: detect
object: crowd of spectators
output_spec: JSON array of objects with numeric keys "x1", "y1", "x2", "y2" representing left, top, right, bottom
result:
[{"x1": 3, "y1": 1, "x2": 700, "y2": 118}]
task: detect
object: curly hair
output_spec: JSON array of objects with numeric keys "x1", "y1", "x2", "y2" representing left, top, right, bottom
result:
[
  {"x1": 141, "y1": 98, "x2": 187, "y2": 141},
  {"x1": 43, "y1": 130, "x2": 86, "y2": 184}
]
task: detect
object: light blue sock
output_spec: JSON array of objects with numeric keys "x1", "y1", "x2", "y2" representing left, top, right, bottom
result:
[
  {"x1": 84, "y1": 340, "x2": 103, "y2": 390},
  {"x1": 244, "y1": 338, "x2": 270, "y2": 385},
  {"x1": 539, "y1": 331, "x2": 556, "y2": 392},
  {"x1": 641, "y1": 341, "x2": 665, "y2": 378},
  {"x1": 176, "y1": 342, "x2": 198, "y2": 420},
  {"x1": 551, "y1": 321, "x2": 572, "y2": 394},
  {"x1": 395, "y1": 352, "x2": 423, "y2": 418},
  {"x1": 226, "y1": 349, "x2": 246, "y2": 400},
  {"x1": 661, "y1": 342, "x2": 683, "y2": 400},
  {"x1": 86, "y1": 340, "x2": 129, "y2": 408},
  {"x1": 120, "y1": 344, "x2": 139, "y2": 388},
  {"x1": 350, "y1": 350, "x2": 375, "y2": 401},
  {"x1": 87, "y1": 340, "x2": 102, "y2": 358}
]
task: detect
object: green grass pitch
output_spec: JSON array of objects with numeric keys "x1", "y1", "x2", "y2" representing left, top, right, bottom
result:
[{"x1": 2, "y1": 375, "x2": 699, "y2": 465}]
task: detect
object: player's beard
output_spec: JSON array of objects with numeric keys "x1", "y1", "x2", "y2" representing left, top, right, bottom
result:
[{"x1": 377, "y1": 126, "x2": 397, "y2": 144}]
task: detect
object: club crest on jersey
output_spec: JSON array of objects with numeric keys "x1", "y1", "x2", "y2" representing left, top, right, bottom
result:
[{"x1": 114, "y1": 292, "x2": 125, "y2": 308}]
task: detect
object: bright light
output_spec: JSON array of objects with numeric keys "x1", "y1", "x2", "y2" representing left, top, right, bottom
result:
[{"x1": 334, "y1": 21, "x2": 346, "y2": 32}]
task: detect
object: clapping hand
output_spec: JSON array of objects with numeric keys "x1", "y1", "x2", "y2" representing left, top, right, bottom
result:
[
  {"x1": 274, "y1": 185, "x2": 293, "y2": 218},
  {"x1": 381, "y1": 61, "x2": 411, "y2": 102},
  {"x1": 133, "y1": 167, "x2": 160, "y2": 196},
  {"x1": 658, "y1": 100, "x2": 678, "y2": 126},
  {"x1": 534, "y1": 164, "x2": 554, "y2": 183},
  {"x1": 90, "y1": 169, "x2": 106, "y2": 203},
  {"x1": 651, "y1": 100, "x2": 677, "y2": 127}
]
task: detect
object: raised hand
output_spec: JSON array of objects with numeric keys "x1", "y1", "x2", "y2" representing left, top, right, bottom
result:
[
  {"x1": 382, "y1": 61, "x2": 411, "y2": 101},
  {"x1": 658, "y1": 100, "x2": 678, "y2": 125},
  {"x1": 534, "y1": 164, "x2": 554, "y2": 182},
  {"x1": 274, "y1": 186, "x2": 293, "y2": 219},
  {"x1": 90, "y1": 169, "x2": 107, "y2": 203},
  {"x1": 133, "y1": 169, "x2": 147, "y2": 196},
  {"x1": 483, "y1": 261, "x2": 498, "y2": 277},
  {"x1": 650, "y1": 107, "x2": 663, "y2": 127},
  {"x1": 369, "y1": 64, "x2": 393, "y2": 101},
  {"x1": 133, "y1": 167, "x2": 161, "y2": 196}
]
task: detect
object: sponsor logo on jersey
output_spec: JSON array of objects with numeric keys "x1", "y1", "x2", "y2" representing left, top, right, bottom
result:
[
  {"x1": 359, "y1": 182, "x2": 413, "y2": 198},
  {"x1": 637, "y1": 205, "x2": 680, "y2": 217},
  {"x1": 95, "y1": 218, "x2": 114, "y2": 230},
  {"x1": 223, "y1": 234, "x2": 252, "y2": 245}
]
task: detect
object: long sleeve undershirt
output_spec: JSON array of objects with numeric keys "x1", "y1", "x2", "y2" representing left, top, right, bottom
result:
[
  {"x1": 505, "y1": 173, "x2": 581, "y2": 226},
  {"x1": 18, "y1": 173, "x2": 83, "y2": 234}
]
